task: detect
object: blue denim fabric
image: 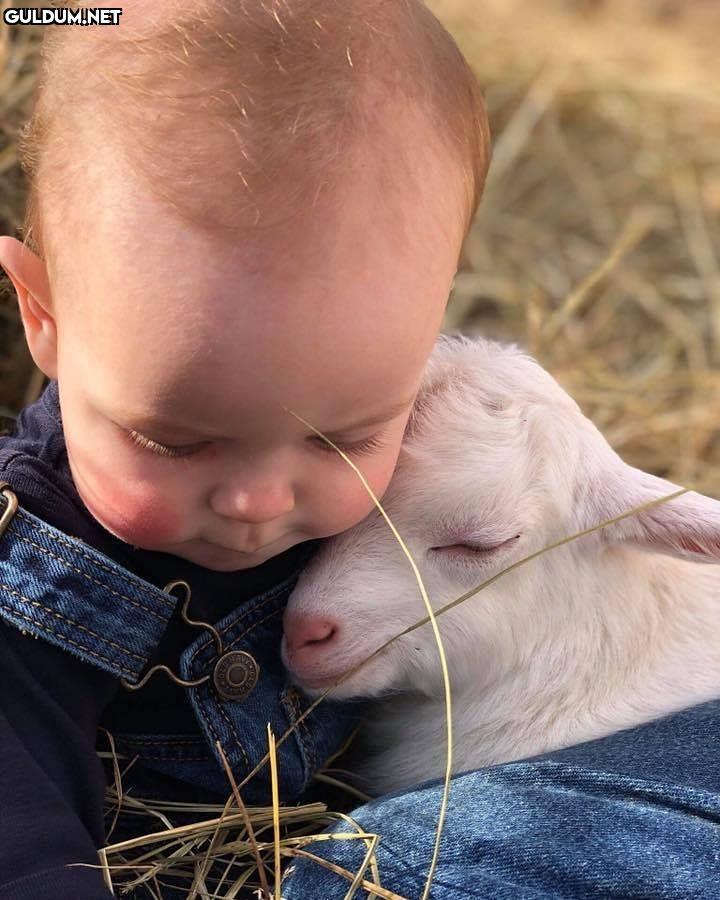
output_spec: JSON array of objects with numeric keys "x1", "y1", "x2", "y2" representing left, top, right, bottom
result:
[
  {"x1": 282, "y1": 698, "x2": 720, "y2": 898},
  {"x1": 0, "y1": 487, "x2": 358, "y2": 810},
  {"x1": 0, "y1": 494, "x2": 177, "y2": 681}
]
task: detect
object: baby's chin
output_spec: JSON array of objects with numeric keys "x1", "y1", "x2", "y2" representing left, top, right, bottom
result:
[{"x1": 159, "y1": 537, "x2": 295, "y2": 571}]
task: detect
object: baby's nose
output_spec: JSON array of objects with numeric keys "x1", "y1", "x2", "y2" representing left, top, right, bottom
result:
[
  {"x1": 210, "y1": 482, "x2": 294, "y2": 523},
  {"x1": 283, "y1": 610, "x2": 338, "y2": 657}
]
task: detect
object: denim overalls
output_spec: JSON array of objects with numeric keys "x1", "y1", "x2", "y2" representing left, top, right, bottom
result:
[{"x1": 0, "y1": 479, "x2": 356, "y2": 818}]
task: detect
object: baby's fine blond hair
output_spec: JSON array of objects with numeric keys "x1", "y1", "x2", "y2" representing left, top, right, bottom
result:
[{"x1": 19, "y1": 0, "x2": 490, "y2": 270}]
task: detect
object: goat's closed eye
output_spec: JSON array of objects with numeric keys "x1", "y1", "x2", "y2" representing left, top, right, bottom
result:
[{"x1": 429, "y1": 534, "x2": 520, "y2": 561}]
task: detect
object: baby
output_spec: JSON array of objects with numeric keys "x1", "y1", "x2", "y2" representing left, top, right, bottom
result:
[{"x1": 0, "y1": 1, "x2": 489, "y2": 897}]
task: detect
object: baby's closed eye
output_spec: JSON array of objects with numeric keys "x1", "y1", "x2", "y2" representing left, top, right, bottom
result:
[{"x1": 125, "y1": 428, "x2": 389, "y2": 461}]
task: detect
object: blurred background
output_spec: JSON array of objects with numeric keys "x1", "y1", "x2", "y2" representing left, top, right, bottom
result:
[{"x1": 1, "y1": 0, "x2": 718, "y2": 493}]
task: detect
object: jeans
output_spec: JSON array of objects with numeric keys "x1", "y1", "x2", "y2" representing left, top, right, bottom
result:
[
  {"x1": 0, "y1": 494, "x2": 358, "y2": 807},
  {"x1": 282, "y1": 698, "x2": 720, "y2": 899}
]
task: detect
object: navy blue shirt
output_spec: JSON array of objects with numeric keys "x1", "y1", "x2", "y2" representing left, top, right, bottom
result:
[{"x1": 0, "y1": 381, "x2": 321, "y2": 898}]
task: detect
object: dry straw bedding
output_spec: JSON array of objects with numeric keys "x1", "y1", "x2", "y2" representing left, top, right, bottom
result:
[{"x1": 0, "y1": 1, "x2": 718, "y2": 897}]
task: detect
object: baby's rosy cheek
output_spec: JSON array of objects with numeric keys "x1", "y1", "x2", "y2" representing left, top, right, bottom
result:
[
  {"x1": 114, "y1": 497, "x2": 183, "y2": 545},
  {"x1": 65, "y1": 438, "x2": 187, "y2": 545},
  {"x1": 93, "y1": 481, "x2": 184, "y2": 546}
]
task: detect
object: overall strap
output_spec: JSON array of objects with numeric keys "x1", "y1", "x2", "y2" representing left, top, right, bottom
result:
[{"x1": 0, "y1": 482, "x2": 178, "y2": 683}]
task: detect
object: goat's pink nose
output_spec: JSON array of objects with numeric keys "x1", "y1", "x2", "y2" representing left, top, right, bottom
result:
[{"x1": 283, "y1": 611, "x2": 338, "y2": 654}]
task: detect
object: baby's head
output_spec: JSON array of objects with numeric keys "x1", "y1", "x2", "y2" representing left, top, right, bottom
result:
[{"x1": 0, "y1": 0, "x2": 490, "y2": 571}]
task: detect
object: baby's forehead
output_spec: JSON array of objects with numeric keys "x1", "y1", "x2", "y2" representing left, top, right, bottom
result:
[{"x1": 63, "y1": 219, "x2": 437, "y2": 354}]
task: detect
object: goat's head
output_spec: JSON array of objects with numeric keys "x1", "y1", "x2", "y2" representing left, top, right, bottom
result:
[{"x1": 282, "y1": 333, "x2": 720, "y2": 699}]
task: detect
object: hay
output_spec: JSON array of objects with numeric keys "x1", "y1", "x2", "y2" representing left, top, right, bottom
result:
[
  {"x1": 95, "y1": 733, "x2": 401, "y2": 899},
  {"x1": 431, "y1": 0, "x2": 720, "y2": 495}
]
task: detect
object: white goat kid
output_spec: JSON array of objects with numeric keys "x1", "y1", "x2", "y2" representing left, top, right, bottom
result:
[{"x1": 281, "y1": 333, "x2": 720, "y2": 796}]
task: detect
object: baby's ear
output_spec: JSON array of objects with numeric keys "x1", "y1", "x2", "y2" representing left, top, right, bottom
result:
[
  {"x1": 0, "y1": 236, "x2": 57, "y2": 379},
  {"x1": 578, "y1": 457, "x2": 720, "y2": 564}
]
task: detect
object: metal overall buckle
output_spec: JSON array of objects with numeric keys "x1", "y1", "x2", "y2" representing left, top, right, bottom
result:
[
  {"x1": 0, "y1": 481, "x2": 19, "y2": 537},
  {"x1": 120, "y1": 580, "x2": 225, "y2": 691},
  {"x1": 121, "y1": 580, "x2": 260, "y2": 700}
]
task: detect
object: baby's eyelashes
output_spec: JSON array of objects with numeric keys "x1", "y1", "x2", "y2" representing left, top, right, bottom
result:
[
  {"x1": 126, "y1": 429, "x2": 206, "y2": 459},
  {"x1": 124, "y1": 427, "x2": 388, "y2": 462},
  {"x1": 313, "y1": 432, "x2": 388, "y2": 458}
]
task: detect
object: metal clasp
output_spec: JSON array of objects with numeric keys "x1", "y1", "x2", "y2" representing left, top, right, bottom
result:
[
  {"x1": 120, "y1": 579, "x2": 225, "y2": 691},
  {"x1": 0, "y1": 481, "x2": 18, "y2": 538}
]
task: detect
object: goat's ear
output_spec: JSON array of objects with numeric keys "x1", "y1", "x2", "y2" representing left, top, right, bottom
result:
[{"x1": 579, "y1": 460, "x2": 720, "y2": 563}]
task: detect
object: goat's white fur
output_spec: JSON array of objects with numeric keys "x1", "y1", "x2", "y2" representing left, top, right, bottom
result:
[{"x1": 282, "y1": 333, "x2": 720, "y2": 795}]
